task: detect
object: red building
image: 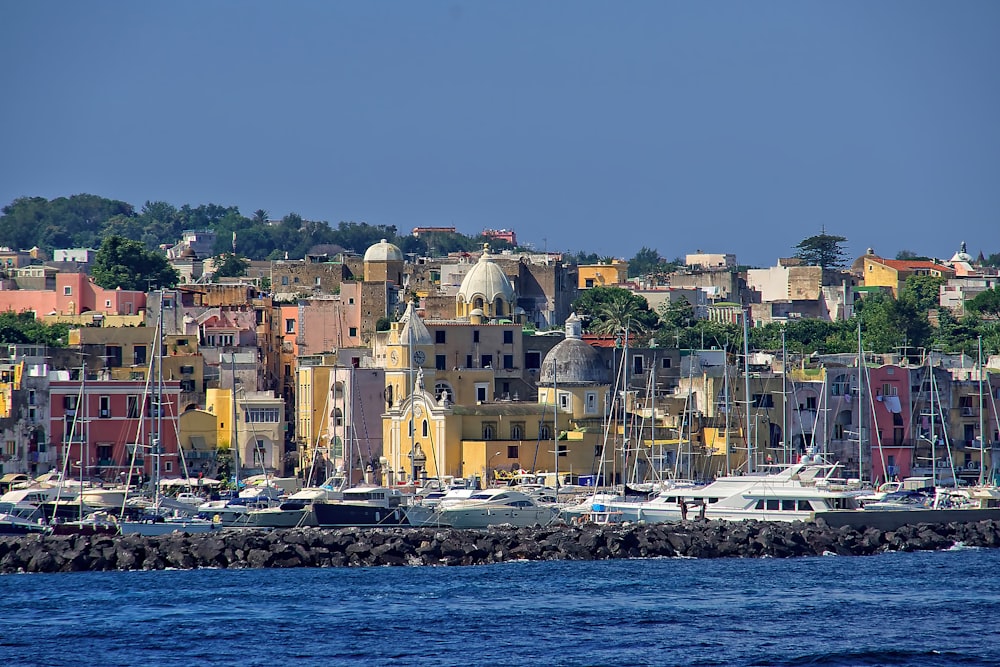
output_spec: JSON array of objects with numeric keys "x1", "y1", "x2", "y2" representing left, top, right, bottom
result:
[
  {"x1": 482, "y1": 228, "x2": 516, "y2": 246},
  {"x1": 49, "y1": 379, "x2": 181, "y2": 482},
  {"x1": 864, "y1": 364, "x2": 915, "y2": 482}
]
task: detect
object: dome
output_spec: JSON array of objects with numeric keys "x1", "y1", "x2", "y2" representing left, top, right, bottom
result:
[
  {"x1": 457, "y1": 245, "x2": 515, "y2": 306},
  {"x1": 950, "y1": 241, "x2": 972, "y2": 264},
  {"x1": 539, "y1": 314, "x2": 609, "y2": 386},
  {"x1": 364, "y1": 239, "x2": 403, "y2": 262}
]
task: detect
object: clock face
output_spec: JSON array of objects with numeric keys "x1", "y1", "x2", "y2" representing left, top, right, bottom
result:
[
  {"x1": 390, "y1": 350, "x2": 399, "y2": 365},
  {"x1": 413, "y1": 350, "x2": 426, "y2": 365}
]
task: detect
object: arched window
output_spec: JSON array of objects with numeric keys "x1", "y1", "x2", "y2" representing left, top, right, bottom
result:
[
  {"x1": 434, "y1": 381, "x2": 454, "y2": 402},
  {"x1": 422, "y1": 420, "x2": 428, "y2": 437},
  {"x1": 494, "y1": 299, "x2": 504, "y2": 316},
  {"x1": 539, "y1": 424, "x2": 552, "y2": 440},
  {"x1": 386, "y1": 385, "x2": 394, "y2": 407},
  {"x1": 473, "y1": 297, "x2": 484, "y2": 310}
]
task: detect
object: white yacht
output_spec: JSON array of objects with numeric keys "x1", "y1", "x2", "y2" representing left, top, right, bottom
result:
[
  {"x1": 598, "y1": 452, "x2": 861, "y2": 523},
  {"x1": 418, "y1": 488, "x2": 558, "y2": 529}
]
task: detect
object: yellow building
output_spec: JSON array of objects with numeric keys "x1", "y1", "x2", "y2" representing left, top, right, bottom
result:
[
  {"x1": 206, "y1": 387, "x2": 285, "y2": 478},
  {"x1": 381, "y1": 310, "x2": 613, "y2": 486},
  {"x1": 578, "y1": 260, "x2": 628, "y2": 289},
  {"x1": 855, "y1": 250, "x2": 955, "y2": 297}
]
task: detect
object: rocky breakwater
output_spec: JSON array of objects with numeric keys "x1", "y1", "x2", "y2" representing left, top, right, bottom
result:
[{"x1": 3, "y1": 519, "x2": 1000, "y2": 573}]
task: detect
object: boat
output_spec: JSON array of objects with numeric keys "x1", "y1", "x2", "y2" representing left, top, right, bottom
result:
[
  {"x1": 51, "y1": 511, "x2": 121, "y2": 536},
  {"x1": 0, "y1": 501, "x2": 51, "y2": 535},
  {"x1": 596, "y1": 449, "x2": 862, "y2": 523},
  {"x1": 311, "y1": 486, "x2": 410, "y2": 527},
  {"x1": 413, "y1": 488, "x2": 558, "y2": 528}
]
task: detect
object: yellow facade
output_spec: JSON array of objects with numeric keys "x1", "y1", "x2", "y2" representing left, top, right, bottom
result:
[
  {"x1": 862, "y1": 260, "x2": 902, "y2": 297},
  {"x1": 578, "y1": 261, "x2": 628, "y2": 289}
]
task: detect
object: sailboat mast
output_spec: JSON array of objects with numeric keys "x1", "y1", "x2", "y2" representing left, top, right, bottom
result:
[
  {"x1": 979, "y1": 336, "x2": 985, "y2": 487},
  {"x1": 857, "y1": 318, "x2": 864, "y2": 482},
  {"x1": 742, "y1": 309, "x2": 752, "y2": 473},
  {"x1": 231, "y1": 349, "x2": 240, "y2": 491},
  {"x1": 781, "y1": 329, "x2": 787, "y2": 465},
  {"x1": 153, "y1": 291, "x2": 163, "y2": 508},
  {"x1": 723, "y1": 345, "x2": 731, "y2": 476},
  {"x1": 553, "y1": 365, "x2": 559, "y2": 491},
  {"x1": 930, "y1": 358, "x2": 937, "y2": 486}
]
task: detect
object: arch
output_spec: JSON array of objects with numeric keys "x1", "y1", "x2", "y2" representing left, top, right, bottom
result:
[
  {"x1": 473, "y1": 297, "x2": 485, "y2": 310},
  {"x1": 493, "y1": 298, "x2": 505, "y2": 316},
  {"x1": 422, "y1": 420, "x2": 428, "y2": 437},
  {"x1": 434, "y1": 381, "x2": 454, "y2": 402}
]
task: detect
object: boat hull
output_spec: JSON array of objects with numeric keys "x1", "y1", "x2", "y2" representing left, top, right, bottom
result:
[
  {"x1": 312, "y1": 502, "x2": 409, "y2": 528},
  {"x1": 815, "y1": 508, "x2": 1000, "y2": 530},
  {"x1": 432, "y1": 506, "x2": 556, "y2": 529}
]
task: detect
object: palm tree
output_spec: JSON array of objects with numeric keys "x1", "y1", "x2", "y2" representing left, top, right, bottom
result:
[{"x1": 587, "y1": 288, "x2": 656, "y2": 337}]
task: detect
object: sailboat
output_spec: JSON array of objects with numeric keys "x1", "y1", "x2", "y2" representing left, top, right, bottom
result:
[{"x1": 119, "y1": 291, "x2": 218, "y2": 535}]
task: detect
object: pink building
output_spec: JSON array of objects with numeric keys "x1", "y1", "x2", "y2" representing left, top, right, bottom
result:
[
  {"x1": 864, "y1": 364, "x2": 915, "y2": 482},
  {"x1": 49, "y1": 378, "x2": 181, "y2": 482},
  {"x1": 0, "y1": 273, "x2": 145, "y2": 318}
]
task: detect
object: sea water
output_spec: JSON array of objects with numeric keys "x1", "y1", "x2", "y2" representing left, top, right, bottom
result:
[{"x1": 1, "y1": 546, "x2": 997, "y2": 667}]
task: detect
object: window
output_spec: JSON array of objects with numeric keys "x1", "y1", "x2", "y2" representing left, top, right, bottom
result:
[
  {"x1": 134, "y1": 346, "x2": 147, "y2": 366},
  {"x1": 510, "y1": 422, "x2": 524, "y2": 440},
  {"x1": 632, "y1": 355, "x2": 644, "y2": 375},
  {"x1": 435, "y1": 330, "x2": 446, "y2": 344},
  {"x1": 127, "y1": 396, "x2": 140, "y2": 419},
  {"x1": 434, "y1": 382, "x2": 453, "y2": 402},
  {"x1": 557, "y1": 444, "x2": 567, "y2": 458},
  {"x1": 281, "y1": 276, "x2": 289, "y2": 286},
  {"x1": 481, "y1": 354, "x2": 493, "y2": 368},
  {"x1": 285, "y1": 319, "x2": 295, "y2": 334},
  {"x1": 503, "y1": 330, "x2": 513, "y2": 344},
  {"x1": 585, "y1": 278, "x2": 595, "y2": 288},
  {"x1": 539, "y1": 424, "x2": 552, "y2": 440},
  {"x1": 435, "y1": 354, "x2": 446, "y2": 370},
  {"x1": 559, "y1": 392, "x2": 570, "y2": 410},
  {"x1": 315, "y1": 277, "x2": 321, "y2": 286},
  {"x1": 805, "y1": 396, "x2": 817, "y2": 410},
  {"x1": 422, "y1": 420, "x2": 428, "y2": 437},
  {"x1": 662, "y1": 358, "x2": 671, "y2": 369},
  {"x1": 476, "y1": 384, "x2": 488, "y2": 402},
  {"x1": 349, "y1": 327, "x2": 357, "y2": 337},
  {"x1": 28, "y1": 407, "x2": 36, "y2": 423},
  {"x1": 105, "y1": 299, "x2": 112, "y2": 308},
  {"x1": 881, "y1": 383, "x2": 898, "y2": 397},
  {"x1": 63, "y1": 285, "x2": 72, "y2": 296},
  {"x1": 245, "y1": 407, "x2": 280, "y2": 423},
  {"x1": 293, "y1": 276, "x2": 300, "y2": 284},
  {"x1": 585, "y1": 392, "x2": 597, "y2": 414},
  {"x1": 180, "y1": 380, "x2": 196, "y2": 392},
  {"x1": 164, "y1": 461, "x2": 173, "y2": 473},
  {"x1": 507, "y1": 445, "x2": 519, "y2": 458},
  {"x1": 473, "y1": 330, "x2": 480, "y2": 343},
  {"x1": 482, "y1": 422, "x2": 496, "y2": 440},
  {"x1": 28, "y1": 390, "x2": 36, "y2": 405},
  {"x1": 99, "y1": 396, "x2": 110, "y2": 418},
  {"x1": 525, "y1": 351, "x2": 541, "y2": 369},
  {"x1": 348, "y1": 297, "x2": 354, "y2": 305},
  {"x1": 503, "y1": 354, "x2": 514, "y2": 369},
  {"x1": 180, "y1": 365, "x2": 195, "y2": 375},
  {"x1": 64, "y1": 395, "x2": 78, "y2": 412},
  {"x1": 752, "y1": 394, "x2": 774, "y2": 408},
  {"x1": 466, "y1": 355, "x2": 473, "y2": 369}
]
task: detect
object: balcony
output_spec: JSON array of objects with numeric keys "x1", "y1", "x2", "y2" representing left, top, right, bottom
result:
[{"x1": 960, "y1": 407, "x2": 975, "y2": 417}]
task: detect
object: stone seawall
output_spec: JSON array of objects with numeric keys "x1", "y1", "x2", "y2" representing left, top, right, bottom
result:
[{"x1": 3, "y1": 519, "x2": 1000, "y2": 574}]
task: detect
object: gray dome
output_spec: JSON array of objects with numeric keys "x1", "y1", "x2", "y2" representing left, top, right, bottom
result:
[
  {"x1": 539, "y1": 314, "x2": 609, "y2": 385},
  {"x1": 364, "y1": 238, "x2": 403, "y2": 262}
]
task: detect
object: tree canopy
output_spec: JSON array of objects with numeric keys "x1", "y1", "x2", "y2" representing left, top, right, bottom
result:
[
  {"x1": 572, "y1": 286, "x2": 659, "y2": 336},
  {"x1": 793, "y1": 232, "x2": 848, "y2": 269},
  {"x1": 212, "y1": 253, "x2": 250, "y2": 278},
  {"x1": 91, "y1": 235, "x2": 179, "y2": 291}
]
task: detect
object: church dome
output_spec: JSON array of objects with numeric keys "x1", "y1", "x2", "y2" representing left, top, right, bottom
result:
[
  {"x1": 950, "y1": 241, "x2": 972, "y2": 264},
  {"x1": 540, "y1": 313, "x2": 609, "y2": 386},
  {"x1": 364, "y1": 238, "x2": 403, "y2": 262},
  {"x1": 457, "y1": 245, "x2": 515, "y2": 310}
]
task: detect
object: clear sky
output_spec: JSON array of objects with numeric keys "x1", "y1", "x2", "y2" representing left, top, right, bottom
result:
[{"x1": 2, "y1": 1, "x2": 998, "y2": 265}]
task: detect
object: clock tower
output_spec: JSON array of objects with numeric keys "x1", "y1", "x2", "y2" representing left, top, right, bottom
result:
[{"x1": 384, "y1": 302, "x2": 436, "y2": 407}]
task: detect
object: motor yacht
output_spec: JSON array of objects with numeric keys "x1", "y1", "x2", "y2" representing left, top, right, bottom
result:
[{"x1": 420, "y1": 488, "x2": 558, "y2": 529}]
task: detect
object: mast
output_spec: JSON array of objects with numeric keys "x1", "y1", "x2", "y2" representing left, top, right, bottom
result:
[
  {"x1": 153, "y1": 292, "x2": 163, "y2": 509},
  {"x1": 230, "y1": 349, "x2": 240, "y2": 492},
  {"x1": 79, "y1": 361, "x2": 87, "y2": 522},
  {"x1": 742, "y1": 309, "x2": 752, "y2": 473},
  {"x1": 781, "y1": 329, "x2": 787, "y2": 464},
  {"x1": 856, "y1": 318, "x2": 864, "y2": 482},
  {"x1": 723, "y1": 343, "x2": 731, "y2": 475},
  {"x1": 979, "y1": 336, "x2": 985, "y2": 487},
  {"x1": 930, "y1": 357, "x2": 937, "y2": 486},
  {"x1": 553, "y1": 364, "x2": 559, "y2": 492}
]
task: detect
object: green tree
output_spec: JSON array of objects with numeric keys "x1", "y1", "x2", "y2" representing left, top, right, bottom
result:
[
  {"x1": 856, "y1": 292, "x2": 930, "y2": 353},
  {"x1": 899, "y1": 274, "x2": 945, "y2": 312},
  {"x1": 213, "y1": 253, "x2": 250, "y2": 278},
  {"x1": 0, "y1": 312, "x2": 69, "y2": 346},
  {"x1": 572, "y1": 286, "x2": 659, "y2": 336},
  {"x1": 967, "y1": 287, "x2": 1000, "y2": 318},
  {"x1": 91, "y1": 235, "x2": 178, "y2": 291},
  {"x1": 627, "y1": 246, "x2": 662, "y2": 278},
  {"x1": 793, "y1": 232, "x2": 848, "y2": 269}
]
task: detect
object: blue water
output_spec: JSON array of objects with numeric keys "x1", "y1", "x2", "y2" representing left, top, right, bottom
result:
[{"x1": 1, "y1": 547, "x2": 997, "y2": 667}]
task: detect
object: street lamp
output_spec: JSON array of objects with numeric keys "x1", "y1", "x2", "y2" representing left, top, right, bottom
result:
[{"x1": 487, "y1": 451, "x2": 501, "y2": 487}]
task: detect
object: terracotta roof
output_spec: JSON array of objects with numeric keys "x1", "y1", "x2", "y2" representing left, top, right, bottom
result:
[{"x1": 868, "y1": 257, "x2": 953, "y2": 273}]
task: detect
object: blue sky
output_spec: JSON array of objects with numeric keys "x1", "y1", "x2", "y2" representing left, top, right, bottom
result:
[{"x1": 2, "y1": 1, "x2": 998, "y2": 265}]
